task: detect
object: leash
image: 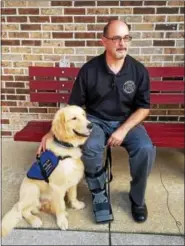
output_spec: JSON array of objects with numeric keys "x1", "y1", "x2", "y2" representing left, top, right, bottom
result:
[{"x1": 105, "y1": 146, "x2": 112, "y2": 246}]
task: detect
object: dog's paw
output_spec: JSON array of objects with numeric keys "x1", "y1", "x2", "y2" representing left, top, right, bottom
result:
[
  {"x1": 71, "y1": 200, "x2": 86, "y2": 210},
  {"x1": 57, "y1": 214, "x2": 68, "y2": 230},
  {"x1": 31, "y1": 217, "x2": 43, "y2": 228}
]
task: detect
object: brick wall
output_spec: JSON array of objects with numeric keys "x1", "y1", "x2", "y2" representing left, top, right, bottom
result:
[{"x1": 1, "y1": 0, "x2": 184, "y2": 137}]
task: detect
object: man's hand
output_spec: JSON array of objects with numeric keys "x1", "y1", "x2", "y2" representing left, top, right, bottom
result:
[
  {"x1": 37, "y1": 131, "x2": 53, "y2": 155},
  {"x1": 107, "y1": 108, "x2": 150, "y2": 147},
  {"x1": 107, "y1": 128, "x2": 128, "y2": 147}
]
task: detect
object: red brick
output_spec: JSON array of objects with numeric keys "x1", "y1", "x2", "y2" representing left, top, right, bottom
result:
[
  {"x1": 5, "y1": 82, "x2": 25, "y2": 88},
  {"x1": 18, "y1": 8, "x2": 39, "y2": 15},
  {"x1": 180, "y1": 7, "x2": 184, "y2": 14},
  {"x1": 157, "y1": 7, "x2": 179, "y2": 14},
  {"x1": 144, "y1": 1, "x2": 166, "y2": 5},
  {"x1": 121, "y1": 1, "x2": 142, "y2": 5},
  {"x1": 51, "y1": 16, "x2": 72, "y2": 23},
  {"x1": 2, "y1": 40, "x2": 20, "y2": 46},
  {"x1": 1, "y1": 95, "x2": 5, "y2": 100},
  {"x1": 2, "y1": 76, "x2": 14, "y2": 81},
  {"x1": 86, "y1": 40, "x2": 101, "y2": 46},
  {"x1": 14, "y1": 76, "x2": 29, "y2": 81},
  {"x1": 2, "y1": 8, "x2": 16, "y2": 14},
  {"x1": 65, "y1": 41, "x2": 85, "y2": 46},
  {"x1": 64, "y1": 8, "x2": 85, "y2": 15},
  {"x1": 51, "y1": 1, "x2": 72, "y2": 6},
  {"x1": 29, "y1": 16, "x2": 50, "y2": 22},
  {"x1": 134, "y1": 8, "x2": 155, "y2": 14},
  {"x1": 1, "y1": 101, "x2": 17, "y2": 106},
  {"x1": 153, "y1": 40, "x2": 175, "y2": 46},
  {"x1": 97, "y1": 1, "x2": 119, "y2": 6},
  {"x1": 74, "y1": 16, "x2": 95, "y2": 23},
  {"x1": 21, "y1": 24, "x2": 41, "y2": 31},
  {"x1": 97, "y1": 33, "x2": 104, "y2": 39},
  {"x1": 29, "y1": 108, "x2": 47, "y2": 113},
  {"x1": 75, "y1": 33, "x2": 95, "y2": 39},
  {"x1": 7, "y1": 16, "x2": 27, "y2": 22},
  {"x1": 10, "y1": 108, "x2": 28, "y2": 113},
  {"x1": 16, "y1": 89, "x2": 29, "y2": 94},
  {"x1": 155, "y1": 24, "x2": 177, "y2": 30},
  {"x1": 7, "y1": 95, "x2": 26, "y2": 100},
  {"x1": 1, "y1": 119, "x2": 9, "y2": 124},
  {"x1": 2, "y1": 88, "x2": 15, "y2": 94},
  {"x1": 52, "y1": 32, "x2": 73, "y2": 38},
  {"x1": 74, "y1": 1, "x2": 95, "y2": 6},
  {"x1": 22, "y1": 40, "x2": 41, "y2": 46},
  {"x1": 97, "y1": 16, "x2": 118, "y2": 22},
  {"x1": 1, "y1": 131, "x2": 12, "y2": 136}
]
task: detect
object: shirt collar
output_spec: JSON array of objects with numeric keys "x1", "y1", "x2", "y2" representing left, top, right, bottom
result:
[{"x1": 101, "y1": 51, "x2": 130, "y2": 76}]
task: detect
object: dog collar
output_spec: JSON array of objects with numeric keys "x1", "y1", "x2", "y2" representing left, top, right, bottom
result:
[{"x1": 54, "y1": 135, "x2": 74, "y2": 148}]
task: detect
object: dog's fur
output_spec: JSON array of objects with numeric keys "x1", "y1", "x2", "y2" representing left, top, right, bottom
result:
[{"x1": 2, "y1": 105, "x2": 92, "y2": 237}]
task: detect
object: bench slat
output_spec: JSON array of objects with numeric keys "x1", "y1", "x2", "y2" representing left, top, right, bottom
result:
[
  {"x1": 151, "y1": 94, "x2": 184, "y2": 104},
  {"x1": 30, "y1": 92, "x2": 70, "y2": 103},
  {"x1": 30, "y1": 81, "x2": 184, "y2": 92},
  {"x1": 14, "y1": 121, "x2": 184, "y2": 148},
  {"x1": 30, "y1": 92, "x2": 184, "y2": 104},
  {"x1": 147, "y1": 67, "x2": 184, "y2": 77},
  {"x1": 30, "y1": 81, "x2": 74, "y2": 90},
  {"x1": 29, "y1": 66, "x2": 79, "y2": 77},
  {"x1": 151, "y1": 81, "x2": 184, "y2": 91}
]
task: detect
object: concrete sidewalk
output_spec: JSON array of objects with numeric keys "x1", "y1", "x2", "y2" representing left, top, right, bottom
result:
[
  {"x1": 2, "y1": 229, "x2": 184, "y2": 245},
  {"x1": 2, "y1": 139, "x2": 184, "y2": 245}
]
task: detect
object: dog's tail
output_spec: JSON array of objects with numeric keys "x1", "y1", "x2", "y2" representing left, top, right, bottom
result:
[{"x1": 1, "y1": 202, "x2": 22, "y2": 238}]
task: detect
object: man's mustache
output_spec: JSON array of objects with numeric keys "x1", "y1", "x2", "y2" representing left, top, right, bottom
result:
[{"x1": 116, "y1": 48, "x2": 127, "y2": 51}]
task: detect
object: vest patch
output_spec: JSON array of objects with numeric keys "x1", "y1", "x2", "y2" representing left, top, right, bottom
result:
[{"x1": 27, "y1": 150, "x2": 62, "y2": 181}]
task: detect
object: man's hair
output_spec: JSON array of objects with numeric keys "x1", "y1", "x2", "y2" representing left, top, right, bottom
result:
[{"x1": 103, "y1": 20, "x2": 131, "y2": 37}]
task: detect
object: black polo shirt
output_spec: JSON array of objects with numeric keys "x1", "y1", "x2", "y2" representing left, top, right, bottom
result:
[{"x1": 68, "y1": 52, "x2": 150, "y2": 122}]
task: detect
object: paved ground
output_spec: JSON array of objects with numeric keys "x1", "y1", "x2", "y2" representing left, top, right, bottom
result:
[
  {"x1": 2, "y1": 138, "x2": 184, "y2": 245},
  {"x1": 2, "y1": 229, "x2": 184, "y2": 245}
]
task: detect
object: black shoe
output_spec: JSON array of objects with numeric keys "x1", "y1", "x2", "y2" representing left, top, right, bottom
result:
[{"x1": 129, "y1": 194, "x2": 148, "y2": 223}]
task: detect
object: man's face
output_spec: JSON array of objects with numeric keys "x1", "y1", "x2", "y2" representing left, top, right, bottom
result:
[{"x1": 102, "y1": 22, "x2": 132, "y2": 60}]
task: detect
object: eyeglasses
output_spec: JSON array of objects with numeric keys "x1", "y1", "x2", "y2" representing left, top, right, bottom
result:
[{"x1": 104, "y1": 35, "x2": 132, "y2": 44}]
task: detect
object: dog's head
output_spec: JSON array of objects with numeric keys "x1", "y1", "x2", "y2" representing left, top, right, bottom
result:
[{"x1": 51, "y1": 105, "x2": 93, "y2": 147}]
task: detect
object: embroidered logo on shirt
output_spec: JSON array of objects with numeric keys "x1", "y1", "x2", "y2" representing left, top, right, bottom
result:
[{"x1": 123, "y1": 80, "x2": 135, "y2": 94}]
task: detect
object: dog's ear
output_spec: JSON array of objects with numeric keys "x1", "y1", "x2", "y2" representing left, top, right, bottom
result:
[{"x1": 51, "y1": 109, "x2": 66, "y2": 140}]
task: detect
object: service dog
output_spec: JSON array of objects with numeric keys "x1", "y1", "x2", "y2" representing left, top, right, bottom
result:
[{"x1": 2, "y1": 105, "x2": 92, "y2": 237}]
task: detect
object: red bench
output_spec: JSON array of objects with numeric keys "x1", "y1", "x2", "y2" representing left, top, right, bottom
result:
[{"x1": 14, "y1": 66, "x2": 184, "y2": 149}]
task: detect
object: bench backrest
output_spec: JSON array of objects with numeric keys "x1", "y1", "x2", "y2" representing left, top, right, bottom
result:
[{"x1": 29, "y1": 66, "x2": 184, "y2": 105}]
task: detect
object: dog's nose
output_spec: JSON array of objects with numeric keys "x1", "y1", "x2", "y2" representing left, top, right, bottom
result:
[{"x1": 87, "y1": 123, "x2": 93, "y2": 130}]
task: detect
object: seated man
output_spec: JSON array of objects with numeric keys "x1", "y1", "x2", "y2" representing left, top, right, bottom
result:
[{"x1": 37, "y1": 20, "x2": 156, "y2": 224}]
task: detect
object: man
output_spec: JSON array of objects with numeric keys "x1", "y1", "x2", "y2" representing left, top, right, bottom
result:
[{"x1": 37, "y1": 20, "x2": 156, "y2": 224}]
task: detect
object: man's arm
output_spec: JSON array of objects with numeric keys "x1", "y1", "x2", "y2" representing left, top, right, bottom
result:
[
  {"x1": 108, "y1": 67, "x2": 150, "y2": 147},
  {"x1": 119, "y1": 108, "x2": 150, "y2": 133},
  {"x1": 107, "y1": 108, "x2": 149, "y2": 147}
]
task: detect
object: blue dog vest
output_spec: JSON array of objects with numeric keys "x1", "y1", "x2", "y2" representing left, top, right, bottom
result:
[{"x1": 27, "y1": 150, "x2": 71, "y2": 183}]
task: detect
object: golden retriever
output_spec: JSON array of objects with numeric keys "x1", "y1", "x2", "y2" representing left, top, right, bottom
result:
[{"x1": 2, "y1": 105, "x2": 92, "y2": 237}]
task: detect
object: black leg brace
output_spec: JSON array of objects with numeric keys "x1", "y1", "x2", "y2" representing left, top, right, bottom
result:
[{"x1": 85, "y1": 148, "x2": 113, "y2": 223}]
